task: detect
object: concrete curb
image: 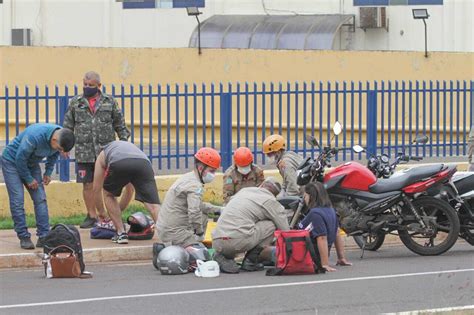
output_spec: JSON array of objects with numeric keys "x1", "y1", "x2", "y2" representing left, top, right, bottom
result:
[{"x1": 0, "y1": 245, "x2": 154, "y2": 269}]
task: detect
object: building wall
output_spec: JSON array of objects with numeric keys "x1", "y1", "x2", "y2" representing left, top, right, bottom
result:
[
  {"x1": 0, "y1": 0, "x2": 472, "y2": 52},
  {"x1": 1, "y1": 47, "x2": 472, "y2": 86}
]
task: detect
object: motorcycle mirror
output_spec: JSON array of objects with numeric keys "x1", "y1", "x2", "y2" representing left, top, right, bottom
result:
[
  {"x1": 333, "y1": 121, "x2": 342, "y2": 136},
  {"x1": 413, "y1": 134, "x2": 429, "y2": 144},
  {"x1": 353, "y1": 145, "x2": 365, "y2": 153},
  {"x1": 306, "y1": 134, "x2": 320, "y2": 148}
]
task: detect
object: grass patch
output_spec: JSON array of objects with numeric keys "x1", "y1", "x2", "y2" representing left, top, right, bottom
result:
[
  {"x1": 0, "y1": 204, "x2": 148, "y2": 230},
  {"x1": 0, "y1": 202, "x2": 223, "y2": 230}
]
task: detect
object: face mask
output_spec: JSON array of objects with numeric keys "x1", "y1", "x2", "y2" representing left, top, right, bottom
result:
[
  {"x1": 202, "y1": 172, "x2": 216, "y2": 184},
  {"x1": 237, "y1": 166, "x2": 251, "y2": 175},
  {"x1": 83, "y1": 86, "x2": 98, "y2": 98}
]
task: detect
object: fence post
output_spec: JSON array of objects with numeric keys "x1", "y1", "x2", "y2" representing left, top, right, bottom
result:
[
  {"x1": 59, "y1": 96, "x2": 70, "y2": 182},
  {"x1": 471, "y1": 80, "x2": 474, "y2": 129},
  {"x1": 367, "y1": 89, "x2": 377, "y2": 158},
  {"x1": 220, "y1": 92, "x2": 232, "y2": 171}
]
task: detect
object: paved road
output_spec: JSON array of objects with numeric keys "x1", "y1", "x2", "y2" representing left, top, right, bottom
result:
[{"x1": 0, "y1": 243, "x2": 473, "y2": 315}]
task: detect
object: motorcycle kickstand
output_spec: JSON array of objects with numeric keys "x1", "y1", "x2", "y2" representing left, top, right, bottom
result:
[{"x1": 360, "y1": 238, "x2": 366, "y2": 259}]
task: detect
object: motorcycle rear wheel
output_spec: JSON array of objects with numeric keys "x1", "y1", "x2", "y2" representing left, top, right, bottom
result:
[
  {"x1": 353, "y1": 232, "x2": 386, "y2": 251},
  {"x1": 398, "y1": 196, "x2": 460, "y2": 256}
]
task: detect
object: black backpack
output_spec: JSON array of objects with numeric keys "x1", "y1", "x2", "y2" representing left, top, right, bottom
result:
[{"x1": 43, "y1": 224, "x2": 85, "y2": 273}]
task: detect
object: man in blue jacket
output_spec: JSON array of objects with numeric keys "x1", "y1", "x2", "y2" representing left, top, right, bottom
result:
[{"x1": 1, "y1": 123, "x2": 75, "y2": 249}]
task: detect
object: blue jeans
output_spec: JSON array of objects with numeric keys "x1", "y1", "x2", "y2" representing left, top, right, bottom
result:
[{"x1": 1, "y1": 156, "x2": 50, "y2": 239}]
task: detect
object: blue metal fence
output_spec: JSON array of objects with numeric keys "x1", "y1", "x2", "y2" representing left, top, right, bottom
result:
[{"x1": 1, "y1": 80, "x2": 472, "y2": 181}]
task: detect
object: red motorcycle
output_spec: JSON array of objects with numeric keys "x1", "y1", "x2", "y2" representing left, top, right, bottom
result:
[{"x1": 289, "y1": 123, "x2": 460, "y2": 256}]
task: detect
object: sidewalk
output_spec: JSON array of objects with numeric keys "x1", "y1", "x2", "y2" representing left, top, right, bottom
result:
[
  {"x1": 0, "y1": 224, "x2": 404, "y2": 270},
  {"x1": 0, "y1": 227, "x2": 157, "y2": 269}
]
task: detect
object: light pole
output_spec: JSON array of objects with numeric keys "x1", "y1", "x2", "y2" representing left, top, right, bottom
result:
[
  {"x1": 412, "y1": 8, "x2": 430, "y2": 58},
  {"x1": 187, "y1": 7, "x2": 202, "y2": 55}
]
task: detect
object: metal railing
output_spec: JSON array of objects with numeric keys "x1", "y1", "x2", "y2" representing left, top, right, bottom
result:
[{"x1": 1, "y1": 80, "x2": 472, "y2": 181}]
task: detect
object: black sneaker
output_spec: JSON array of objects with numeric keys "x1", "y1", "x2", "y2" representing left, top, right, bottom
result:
[
  {"x1": 80, "y1": 215, "x2": 97, "y2": 229},
  {"x1": 240, "y1": 246, "x2": 265, "y2": 272},
  {"x1": 20, "y1": 237, "x2": 35, "y2": 250},
  {"x1": 36, "y1": 237, "x2": 46, "y2": 248},
  {"x1": 241, "y1": 260, "x2": 265, "y2": 272},
  {"x1": 112, "y1": 232, "x2": 129, "y2": 244},
  {"x1": 213, "y1": 253, "x2": 240, "y2": 274}
]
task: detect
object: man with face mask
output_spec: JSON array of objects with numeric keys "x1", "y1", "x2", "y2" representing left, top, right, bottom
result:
[
  {"x1": 63, "y1": 71, "x2": 131, "y2": 229},
  {"x1": 263, "y1": 134, "x2": 303, "y2": 196},
  {"x1": 222, "y1": 147, "x2": 265, "y2": 205},
  {"x1": 157, "y1": 147, "x2": 223, "y2": 248},
  {"x1": 212, "y1": 177, "x2": 290, "y2": 273}
]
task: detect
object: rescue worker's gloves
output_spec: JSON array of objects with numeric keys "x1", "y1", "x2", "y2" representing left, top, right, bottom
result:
[{"x1": 214, "y1": 206, "x2": 224, "y2": 216}]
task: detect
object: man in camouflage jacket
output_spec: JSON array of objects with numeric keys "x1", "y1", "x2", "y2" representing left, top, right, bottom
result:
[
  {"x1": 63, "y1": 71, "x2": 130, "y2": 228},
  {"x1": 223, "y1": 164, "x2": 265, "y2": 205},
  {"x1": 222, "y1": 147, "x2": 265, "y2": 205}
]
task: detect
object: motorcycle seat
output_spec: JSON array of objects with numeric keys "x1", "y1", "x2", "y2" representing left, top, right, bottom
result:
[{"x1": 369, "y1": 164, "x2": 445, "y2": 194}]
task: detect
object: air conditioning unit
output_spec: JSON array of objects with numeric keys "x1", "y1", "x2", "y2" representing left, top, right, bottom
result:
[
  {"x1": 11, "y1": 29, "x2": 32, "y2": 46},
  {"x1": 359, "y1": 7, "x2": 387, "y2": 30}
]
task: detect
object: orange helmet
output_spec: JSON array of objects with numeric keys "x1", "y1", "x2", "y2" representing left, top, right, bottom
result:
[
  {"x1": 263, "y1": 134, "x2": 285, "y2": 154},
  {"x1": 194, "y1": 147, "x2": 221, "y2": 169},
  {"x1": 234, "y1": 147, "x2": 253, "y2": 167}
]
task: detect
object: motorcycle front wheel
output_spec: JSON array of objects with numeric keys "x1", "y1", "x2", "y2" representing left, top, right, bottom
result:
[
  {"x1": 398, "y1": 196, "x2": 460, "y2": 256},
  {"x1": 353, "y1": 232, "x2": 386, "y2": 251}
]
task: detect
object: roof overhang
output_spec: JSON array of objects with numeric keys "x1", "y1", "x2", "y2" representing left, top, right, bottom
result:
[{"x1": 189, "y1": 14, "x2": 355, "y2": 50}]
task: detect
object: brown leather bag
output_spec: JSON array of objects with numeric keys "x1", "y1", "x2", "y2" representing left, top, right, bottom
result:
[{"x1": 49, "y1": 245, "x2": 81, "y2": 278}]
